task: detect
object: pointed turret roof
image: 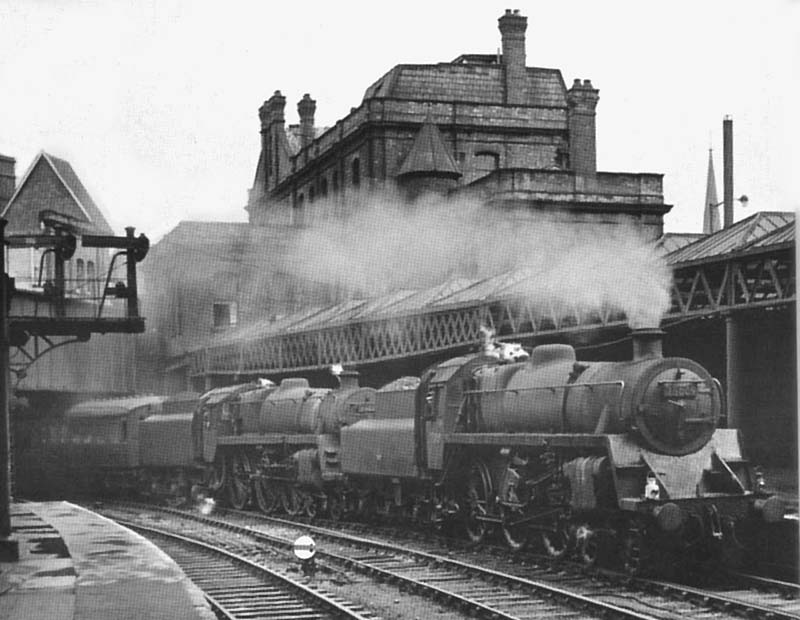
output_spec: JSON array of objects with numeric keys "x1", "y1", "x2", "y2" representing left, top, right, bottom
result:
[
  {"x1": 1, "y1": 151, "x2": 114, "y2": 235},
  {"x1": 703, "y1": 149, "x2": 720, "y2": 235},
  {"x1": 397, "y1": 117, "x2": 461, "y2": 179}
]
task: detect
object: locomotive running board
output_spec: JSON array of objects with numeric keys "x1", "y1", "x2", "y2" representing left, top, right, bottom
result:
[
  {"x1": 443, "y1": 432, "x2": 607, "y2": 448},
  {"x1": 216, "y1": 433, "x2": 318, "y2": 445}
]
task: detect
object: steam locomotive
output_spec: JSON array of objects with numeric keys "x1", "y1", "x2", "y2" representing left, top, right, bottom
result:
[{"x1": 44, "y1": 328, "x2": 784, "y2": 573}]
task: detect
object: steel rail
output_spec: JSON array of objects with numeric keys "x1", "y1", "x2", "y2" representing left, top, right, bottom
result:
[
  {"x1": 104, "y1": 502, "x2": 658, "y2": 620},
  {"x1": 115, "y1": 517, "x2": 373, "y2": 620}
]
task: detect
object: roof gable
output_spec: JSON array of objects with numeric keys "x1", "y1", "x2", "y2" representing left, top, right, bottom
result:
[{"x1": 1, "y1": 151, "x2": 114, "y2": 235}]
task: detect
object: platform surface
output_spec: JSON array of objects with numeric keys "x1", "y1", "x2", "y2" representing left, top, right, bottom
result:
[{"x1": 0, "y1": 501, "x2": 215, "y2": 620}]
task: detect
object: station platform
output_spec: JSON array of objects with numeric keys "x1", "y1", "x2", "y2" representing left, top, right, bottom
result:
[{"x1": 0, "y1": 501, "x2": 215, "y2": 620}]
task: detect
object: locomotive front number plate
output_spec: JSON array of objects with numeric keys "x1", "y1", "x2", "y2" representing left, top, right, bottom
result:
[{"x1": 660, "y1": 381, "x2": 698, "y2": 399}]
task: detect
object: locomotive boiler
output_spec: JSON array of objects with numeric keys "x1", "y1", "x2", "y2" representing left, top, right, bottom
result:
[
  {"x1": 338, "y1": 328, "x2": 783, "y2": 573},
  {"x1": 198, "y1": 371, "x2": 376, "y2": 515}
]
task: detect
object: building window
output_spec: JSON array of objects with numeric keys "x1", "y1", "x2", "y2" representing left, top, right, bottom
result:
[
  {"x1": 213, "y1": 301, "x2": 238, "y2": 328},
  {"x1": 474, "y1": 151, "x2": 500, "y2": 180},
  {"x1": 76, "y1": 259, "x2": 85, "y2": 291},
  {"x1": 332, "y1": 172, "x2": 339, "y2": 192},
  {"x1": 293, "y1": 194, "x2": 305, "y2": 226},
  {"x1": 320, "y1": 177, "x2": 328, "y2": 197},
  {"x1": 309, "y1": 185, "x2": 316, "y2": 203},
  {"x1": 352, "y1": 158, "x2": 360, "y2": 187},
  {"x1": 86, "y1": 260, "x2": 95, "y2": 297}
]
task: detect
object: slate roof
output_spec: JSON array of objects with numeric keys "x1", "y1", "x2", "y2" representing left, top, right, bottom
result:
[
  {"x1": 397, "y1": 118, "x2": 461, "y2": 178},
  {"x1": 656, "y1": 233, "x2": 706, "y2": 254},
  {"x1": 1, "y1": 151, "x2": 115, "y2": 235},
  {"x1": 666, "y1": 212, "x2": 794, "y2": 265},
  {"x1": 362, "y1": 64, "x2": 567, "y2": 107}
]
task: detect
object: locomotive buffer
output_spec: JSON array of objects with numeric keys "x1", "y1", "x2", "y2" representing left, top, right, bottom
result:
[{"x1": 0, "y1": 217, "x2": 149, "y2": 560}]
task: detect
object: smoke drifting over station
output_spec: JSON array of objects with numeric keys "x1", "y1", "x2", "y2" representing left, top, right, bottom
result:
[{"x1": 284, "y1": 189, "x2": 672, "y2": 328}]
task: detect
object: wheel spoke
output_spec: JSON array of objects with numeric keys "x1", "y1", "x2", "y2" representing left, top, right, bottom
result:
[{"x1": 464, "y1": 460, "x2": 493, "y2": 543}]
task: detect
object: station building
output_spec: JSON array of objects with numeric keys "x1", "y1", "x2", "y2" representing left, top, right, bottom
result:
[
  {"x1": 246, "y1": 9, "x2": 669, "y2": 240},
  {"x1": 141, "y1": 9, "x2": 674, "y2": 395}
]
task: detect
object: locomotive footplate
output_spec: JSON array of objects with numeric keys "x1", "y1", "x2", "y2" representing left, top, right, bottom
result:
[
  {"x1": 443, "y1": 432, "x2": 607, "y2": 448},
  {"x1": 216, "y1": 433, "x2": 318, "y2": 445}
]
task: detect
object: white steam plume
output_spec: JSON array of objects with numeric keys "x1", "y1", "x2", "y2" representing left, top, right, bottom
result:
[{"x1": 286, "y1": 188, "x2": 672, "y2": 328}]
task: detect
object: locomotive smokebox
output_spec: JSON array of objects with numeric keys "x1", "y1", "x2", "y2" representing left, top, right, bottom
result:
[
  {"x1": 336, "y1": 370, "x2": 361, "y2": 390},
  {"x1": 630, "y1": 327, "x2": 664, "y2": 360}
]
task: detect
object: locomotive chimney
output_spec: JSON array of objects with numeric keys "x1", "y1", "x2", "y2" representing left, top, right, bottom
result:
[
  {"x1": 336, "y1": 370, "x2": 360, "y2": 390},
  {"x1": 630, "y1": 327, "x2": 664, "y2": 360}
]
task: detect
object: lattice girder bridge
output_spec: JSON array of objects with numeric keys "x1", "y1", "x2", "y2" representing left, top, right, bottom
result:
[{"x1": 189, "y1": 241, "x2": 794, "y2": 379}]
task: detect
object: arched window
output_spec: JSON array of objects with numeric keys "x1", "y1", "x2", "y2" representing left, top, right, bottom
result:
[
  {"x1": 76, "y1": 259, "x2": 85, "y2": 294},
  {"x1": 352, "y1": 158, "x2": 360, "y2": 187}
]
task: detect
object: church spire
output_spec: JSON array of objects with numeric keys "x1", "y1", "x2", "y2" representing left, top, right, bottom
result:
[{"x1": 703, "y1": 148, "x2": 720, "y2": 234}]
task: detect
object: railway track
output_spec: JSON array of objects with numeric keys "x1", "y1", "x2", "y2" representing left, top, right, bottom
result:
[
  {"x1": 119, "y1": 519, "x2": 375, "y2": 620},
  {"x1": 99, "y1": 502, "x2": 654, "y2": 620},
  {"x1": 98, "y1": 501, "x2": 800, "y2": 619}
]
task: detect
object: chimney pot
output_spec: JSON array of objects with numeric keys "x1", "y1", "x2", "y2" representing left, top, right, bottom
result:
[{"x1": 298, "y1": 94, "x2": 317, "y2": 149}]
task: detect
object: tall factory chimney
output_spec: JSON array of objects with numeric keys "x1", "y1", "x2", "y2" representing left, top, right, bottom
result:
[
  {"x1": 298, "y1": 94, "x2": 316, "y2": 149},
  {"x1": 723, "y1": 115, "x2": 734, "y2": 228},
  {"x1": 498, "y1": 9, "x2": 528, "y2": 105}
]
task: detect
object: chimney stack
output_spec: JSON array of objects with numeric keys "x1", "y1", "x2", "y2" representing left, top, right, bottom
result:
[
  {"x1": 723, "y1": 115, "x2": 734, "y2": 228},
  {"x1": 498, "y1": 9, "x2": 528, "y2": 105},
  {"x1": 566, "y1": 79, "x2": 600, "y2": 176},
  {"x1": 297, "y1": 94, "x2": 317, "y2": 149}
]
